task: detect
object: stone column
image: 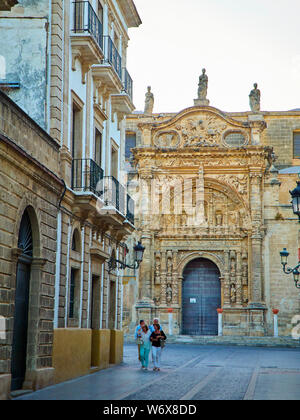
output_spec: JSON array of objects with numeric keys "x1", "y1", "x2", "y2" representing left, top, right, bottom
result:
[
  {"x1": 160, "y1": 251, "x2": 167, "y2": 306},
  {"x1": 236, "y1": 251, "x2": 243, "y2": 306},
  {"x1": 223, "y1": 250, "x2": 231, "y2": 307},
  {"x1": 172, "y1": 251, "x2": 179, "y2": 305},
  {"x1": 195, "y1": 167, "x2": 206, "y2": 225},
  {"x1": 139, "y1": 169, "x2": 152, "y2": 228},
  {"x1": 249, "y1": 174, "x2": 264, "y2": 307}
]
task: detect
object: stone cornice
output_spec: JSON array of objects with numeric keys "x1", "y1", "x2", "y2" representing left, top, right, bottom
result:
[
  {"x1": 137, "y1": 106, "x2": 250, "y2": 131},
  {"x1": 117, "y1": 0, "x2": 142, "y2": 28},
  {"x1": 132, "y1": 145, "x2": 272, "y2": 162}
]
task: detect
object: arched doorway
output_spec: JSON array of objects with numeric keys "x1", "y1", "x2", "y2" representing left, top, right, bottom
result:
[
  {"x1": 11, "y1": 209, "x2": 33, "y2": 391},
  {"x1": 182, "y1": 258, "x2": 221, "y2": 336}
]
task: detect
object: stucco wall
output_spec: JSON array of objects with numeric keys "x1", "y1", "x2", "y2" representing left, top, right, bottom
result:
[
  {"x1": 0, "y1": 0, "x2": 50, "y2": 128},
  {"x1": 53, "y1": 328, "x2": 92, "y2": 384}
]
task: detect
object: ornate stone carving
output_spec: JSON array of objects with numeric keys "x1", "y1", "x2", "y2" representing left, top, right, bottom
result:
[
  {"x1": 179, "y1": 116, "x2": 226, "y2": 147},
  {"x1": 249, "y1": 83, "x2": 261, "y2": 113},
  {"x1": 144, "y1": 86, "x2": 154, "y2": 115},
  {"x1": 166, "y1": 284, "x2": 173, "y2": 304},
  {"x1": 230, "y1": 284, "x2": 236, "y2": 303},
  {"x1": 154, "y1": 131, "x2": 180, "y2": 148},
  {"x1": 154, "y1": 251, "x2": 161, "y2": 284},
  {"x1": 209, "y1": 174, "x2": 248, "y2": 196}
]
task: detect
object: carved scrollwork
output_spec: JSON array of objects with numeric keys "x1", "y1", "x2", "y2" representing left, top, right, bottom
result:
[{"x1": 154, "y1": 131, "x2": 181, "y2": 149}]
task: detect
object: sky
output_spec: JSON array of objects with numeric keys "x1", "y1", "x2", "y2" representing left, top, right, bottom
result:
[{"x1": 127, "y1": 0, "x2": 300, "y2": 113}]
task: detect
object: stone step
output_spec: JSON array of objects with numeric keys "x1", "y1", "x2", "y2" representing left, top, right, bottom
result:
[{"x1": 125, "y1": 335, "x2": 300, "y2": 348}]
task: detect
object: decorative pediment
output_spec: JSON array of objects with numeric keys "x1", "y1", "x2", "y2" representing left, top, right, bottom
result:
[{"x1": 139, "y1": 106, "x2": 251, "y2": 149}]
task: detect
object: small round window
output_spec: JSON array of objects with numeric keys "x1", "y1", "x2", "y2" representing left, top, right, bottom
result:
[{"x1": 224, "y1": 132, "x2": 247, "y2": 147}]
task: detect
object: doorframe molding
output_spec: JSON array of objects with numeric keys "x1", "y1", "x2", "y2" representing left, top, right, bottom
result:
[{"x1": 178, "y1": 252, "x2": 224, "y2": 278}]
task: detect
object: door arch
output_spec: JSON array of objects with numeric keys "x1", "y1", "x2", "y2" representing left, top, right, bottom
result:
[
  {"x1": 11, "y1": 209, "x2": 33, "y2": 391},
  {"x1": 182, "y1": 258, "x2": 221, "y2": 336}
]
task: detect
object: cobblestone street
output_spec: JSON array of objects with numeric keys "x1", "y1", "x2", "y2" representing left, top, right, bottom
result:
[{"x1": 16, "y1": 344, "x2": 300, "y2": 401}]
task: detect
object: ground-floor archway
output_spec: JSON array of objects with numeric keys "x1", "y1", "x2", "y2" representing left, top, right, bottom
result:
[
  {"x1": 182, "y1": 258, "x2": 221, "y2": 336},
  {"x1": 11, "y1": 209, "x2": 33, "y2": 390}
]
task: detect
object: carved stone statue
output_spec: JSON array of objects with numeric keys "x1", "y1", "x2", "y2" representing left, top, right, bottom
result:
[
  {"x1": 194, "y1": 69, "x2": 210, "y2": 106},
  {"x1": 166, "y1": 284, "x2": 172, "y2": 304},
  {"x1": 144, "y1": 86, "x2": 154, "y2": 115},
  {"x1": 230, "y1": 284, "x2": 236, "y2": 303},
  {"x1": 167, "y1": 258, "x2": 172, "y2": 274},
  {"x1": 198, "y1": 68, "x2": 208, "y2": 100},
  {"x1": 216, "y1": 213, "x2": 223, "y2": 226},
  {"x1": 249, "y1": 83, "x2": 261, "y2": 112}
]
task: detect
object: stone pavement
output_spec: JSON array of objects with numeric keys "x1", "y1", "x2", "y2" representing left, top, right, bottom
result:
[{"x1": 16, "y1": 344, "x2": 300, "y2": 400}]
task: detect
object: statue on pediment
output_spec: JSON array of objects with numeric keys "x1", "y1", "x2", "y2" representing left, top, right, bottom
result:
[
  {"x1": 144, "y1": 86, "x2": 154, "y2": 115},
  {"x1": 249, "y1": 83, "x2": 261, "y2": 112},
  {"x1": 194, "y1": 69, "x2": 210, "y2": 106},
  {"x1": 198, "y1": 69, "x2": 208, "y2": 100}
]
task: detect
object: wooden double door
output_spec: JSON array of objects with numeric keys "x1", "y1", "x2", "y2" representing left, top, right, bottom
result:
[
  {"x1": 182, "y1": 258, "x2": 221, "y2": 336},
  {"x1": 11, "y1": 262, "x2": 31, "y2": 391}
]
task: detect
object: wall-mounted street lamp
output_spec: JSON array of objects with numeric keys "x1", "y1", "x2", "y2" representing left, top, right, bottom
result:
[
  {"x1": 279, "y1": 176, "x2": 300, "y2": 289},
  {"x1": 290, "y1": 181, "x2": 300, "y2": 223},
  {"x1": 280, "y1": 248, "x2": 300, "y2": 289},
  {"x1": 108, "y1": 241, "x2": 145, "y2": 273}
]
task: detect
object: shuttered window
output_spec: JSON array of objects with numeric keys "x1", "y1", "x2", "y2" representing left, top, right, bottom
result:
[
  {"x1": 125, "y1": 132, "x2": 136, "y2": 160},
  {"x1": 294, "y1": 132, "x2": 300, "y2": 158}
]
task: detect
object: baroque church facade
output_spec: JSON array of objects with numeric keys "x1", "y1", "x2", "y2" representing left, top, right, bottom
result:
[{"x1": 123, "y1": 76, "x2": 300, "y2": 338}]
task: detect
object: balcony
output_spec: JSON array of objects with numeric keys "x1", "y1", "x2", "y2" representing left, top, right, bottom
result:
[
  {"x1": 92, "y1": 36, "x2": 124, "y2": 103},
  {"x1": 97, "y1": 177, "x2": 135, "y2": 230},
  {"x1": 71, "y1": 159, "x2": 134, "y2": 233},
  {"x1": 72, "y1": 158, "x2": 103, "y2": 195},
  {"x1": 103, "y1": 36, "x2": 122, "y2": 80},
  {"x1": 71, "y1": 1, "x2": 104, "y2": 74},
  {"x1": 122, "y1": 68, "x2": 133, "y2": 101}
]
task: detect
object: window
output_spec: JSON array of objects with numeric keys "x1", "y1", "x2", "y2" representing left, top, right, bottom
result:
[
  {"x1": 71, "y1": 101, "x2": 83, "y2": 159},
  {"x1": 97, "y1": 1, "x2": 103, "y2": 23},
  {"x1": 71, "y1": 229, "x2": 80, "y2": 252},
  {"x1": 111, "y1": 145, "x2": 118, "y2": 179},
  {"x1": 293, "y1": 132, "x2": 300, "y2": 158},
  {"x1": 95, "y1": 128, "x2": 102, "y2": 167},
  {"x1": 125, "y1": 132, "x2": 136, "y2": 160},
  {"x1": 69, "y1": 268, "x2": 77, "y2": 318}
]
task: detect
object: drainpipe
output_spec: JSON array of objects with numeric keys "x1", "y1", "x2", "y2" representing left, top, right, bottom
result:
[
  {"x1": 79, "y1": 225, "x2": 85, "y2": 327},
  {"x1": 54, "y1": 180, "x2": 67, "y2": 328}
]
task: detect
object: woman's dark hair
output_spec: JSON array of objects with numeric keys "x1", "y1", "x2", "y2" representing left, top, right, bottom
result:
[
  {"x1": 142, "y1": 325, "x2": 149, "y2": 332},
  {"x1": 154, "y1": 323, "x2": 160, "y2": 331}
]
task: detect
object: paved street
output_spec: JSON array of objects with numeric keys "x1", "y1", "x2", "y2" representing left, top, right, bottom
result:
[{"x1": 16, "y1": 344, "x2": 300, "y2": 400}]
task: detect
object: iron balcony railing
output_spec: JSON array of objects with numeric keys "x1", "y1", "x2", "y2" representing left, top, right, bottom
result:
[
  {"x1": 72, "y1": 162, "x2": 135, "y2": 224},
  {"x1": 99, "y1": 176, "x2": 125, "y2": 214},
  {"x1": 102, "y1": 36, "x2": 122, "y2": 80},
  {"x1": 122, "y1": 68, "x2": 133, "y2": 101},
  {"x1": 72, "y1": 1, "x2": 103, "y2": 51},
  {"x1": 72, "y1": 158, "x2": 104, "y2": 195}
]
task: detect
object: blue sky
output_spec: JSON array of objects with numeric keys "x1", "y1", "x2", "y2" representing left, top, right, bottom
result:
[{"x1": 127, "y1": 0, "x2": 300, "y2": 113}]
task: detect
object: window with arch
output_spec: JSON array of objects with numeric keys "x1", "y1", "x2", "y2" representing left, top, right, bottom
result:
[
  {"x1": 71, "y1": 229, "x2": 81, "y2": 252},
  {"x1": 18, "y1": 209, "x2": 33, "y2": 257}
]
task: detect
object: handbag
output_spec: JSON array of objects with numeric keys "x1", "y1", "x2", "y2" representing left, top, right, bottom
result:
[
  {"x1": 160, "y1": 339, "x2": 166, "y2": 349},
  {"x1": 136, "y1": 337, "x2": 144, "y2": 345}
]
